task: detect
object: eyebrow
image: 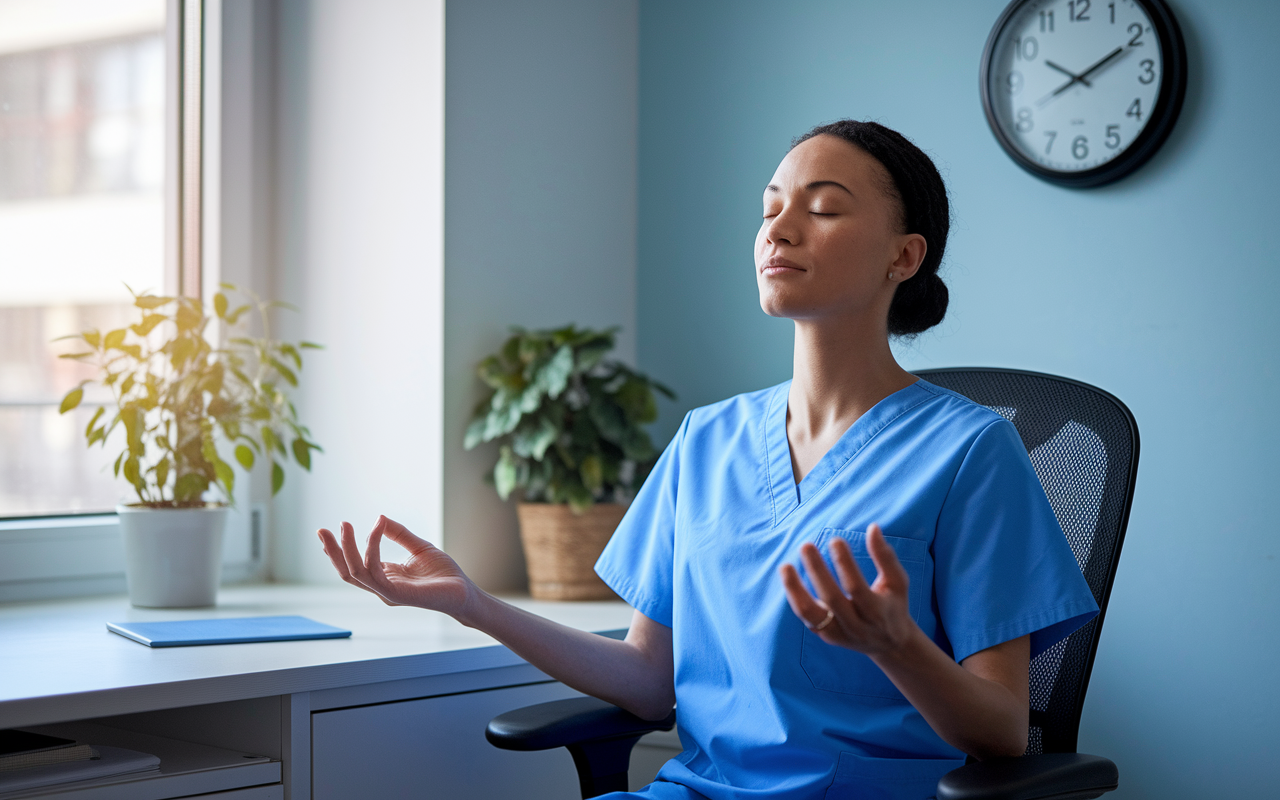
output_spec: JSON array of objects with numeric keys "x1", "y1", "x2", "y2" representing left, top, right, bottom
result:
[{"x1": 764, "y1": 180, "x2": 855, "y2": 196}]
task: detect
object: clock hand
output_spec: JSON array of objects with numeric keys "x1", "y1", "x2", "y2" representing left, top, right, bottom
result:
[
  {"x1": 1075, "y1": 46, "x2": 1126, "y2": 83},
  {"x1": 1045, "y1": 60, "x2": 1092, "y2": 88},
  {"x1": 1036, "y1": 76, "x2": 1082, "y2": 107},
  {"x1": 1035, "y1": 47, "x2": 1127, "y2": 107}
]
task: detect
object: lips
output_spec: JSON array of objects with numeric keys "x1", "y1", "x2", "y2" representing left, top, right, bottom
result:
[{"x1": 761, "y1": 256, "x2": 806, "y2": 275}]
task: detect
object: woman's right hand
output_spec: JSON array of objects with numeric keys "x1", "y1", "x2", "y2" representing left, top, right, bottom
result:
[
  {"x1": 322, "y1": 515, "x2": 676, "y2": 721},
  {"x1": 318, "y1": 515, "x2": 475, "y2": 619}
]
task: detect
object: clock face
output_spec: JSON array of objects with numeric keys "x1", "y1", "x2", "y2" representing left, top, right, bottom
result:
[{"x1": 982, "y1": 0, "x2": 1184, "y2": 184}]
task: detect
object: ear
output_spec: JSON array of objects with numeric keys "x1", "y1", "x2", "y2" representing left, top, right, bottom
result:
[{"x1": 888, "y1": 233, "x2": 927, "y2": 283}]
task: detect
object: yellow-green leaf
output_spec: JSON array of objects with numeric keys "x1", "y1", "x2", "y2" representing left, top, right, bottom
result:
[
  {"x1": 84, "y1": 406, "x2": 105, "y2": 437},
  {"x1": 175, "y1": 301, "x2": 202, "y2": 331},
  {"x1": 59, "y1": 388, "x2": 83, "y2": 414},
  {"x1": 213, "y1": 292, "x2": 228, "y2": 319},
  {"x1": 279, "y1": 343, "x2": 302, "y2": 369},
  {"x1": 291, "y1": 438, "x2": 311, "y2": 470},
  {"x1": 134, "y1": 295, "x2": 172, "y2": 309},
  {"x1": 271, "y1": 461, "x2": 285, "y2": 495},
  {"x1": 130, "y1": 314, "x2": 165, "y2": 337},
  {"x1": 235, "y1": 444, "x2": 255, "y2": 470},
  {"x1": 123, "y1": 456, "x2": 142, "y2": 492},
  {"x1": 215, "y1": 459, "x2": 235, "y2": 496},
  {"x1": 269, "y1": 358, "x2": 298, "y2": 387},
  {"x1": 104, "y1": 329, "x2": 127, "y2": 350},
  {"x1": 155, "y1": 458, "x2": 170, "y2": 489},
  {"x1": 263, "y1": 427, "x2": 282, "y2": 455}
]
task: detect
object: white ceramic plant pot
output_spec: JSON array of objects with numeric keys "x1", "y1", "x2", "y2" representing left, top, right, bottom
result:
[{"x1": 117, "y1": 504, "x2": 228, "y2": 608}]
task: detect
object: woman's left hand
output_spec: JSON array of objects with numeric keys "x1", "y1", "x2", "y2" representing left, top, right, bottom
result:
[{"x1": 779, "y1": 522, "x2": 917, "y2": 658}]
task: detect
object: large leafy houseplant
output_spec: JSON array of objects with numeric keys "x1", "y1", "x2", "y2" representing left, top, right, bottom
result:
[
  {"x1": 465, "y1": 326, "x2": 674, "y2": 513},
  {"x1": 58, "y1": 285, "x2": 322, "y2": 507}
]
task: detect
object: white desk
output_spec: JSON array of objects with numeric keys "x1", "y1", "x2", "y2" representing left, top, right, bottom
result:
[{"x1": 1, "y1": 585, "x2": 636, "y2": 799}]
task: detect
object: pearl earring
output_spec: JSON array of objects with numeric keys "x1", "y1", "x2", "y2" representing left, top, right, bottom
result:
[{"x1": 887, "y1": 272, "x2": 895, "y2": 280}]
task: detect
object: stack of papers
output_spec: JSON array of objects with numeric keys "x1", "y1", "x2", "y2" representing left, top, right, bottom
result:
[
  {"x1": 0, "y1": 731, "x2": 92, "y2": 773},
  {"x1": 0, "y1": 731, "x2": 159, "y2": 794}
]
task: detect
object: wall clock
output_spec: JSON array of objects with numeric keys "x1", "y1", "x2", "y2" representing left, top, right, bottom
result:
[{"x1": 980, "y1": 0, "x2": 1187, "y2": 188}]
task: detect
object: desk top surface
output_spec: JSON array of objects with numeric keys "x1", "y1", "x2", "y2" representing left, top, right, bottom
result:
[{"x1": 0, "y1": 584, "x2": 633, "y2": 727}]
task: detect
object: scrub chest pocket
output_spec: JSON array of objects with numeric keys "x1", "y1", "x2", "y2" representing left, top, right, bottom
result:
[{"x1": 800, "y1": 529, "x2": 930, "y2": 699}]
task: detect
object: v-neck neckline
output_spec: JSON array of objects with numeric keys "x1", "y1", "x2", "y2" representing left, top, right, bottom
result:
[{"x1": 762, "y1": 379, "x2": 934, "y2": 527}]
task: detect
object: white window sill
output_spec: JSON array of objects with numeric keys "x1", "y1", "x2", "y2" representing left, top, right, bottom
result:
[{"x1": 0, "y1": 510, "x2": 264, "y2": 604}]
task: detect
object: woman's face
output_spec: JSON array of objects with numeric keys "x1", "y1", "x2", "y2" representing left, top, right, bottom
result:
[{"x1": 754, "y1": 135, "x2": 925, "y2": 326}]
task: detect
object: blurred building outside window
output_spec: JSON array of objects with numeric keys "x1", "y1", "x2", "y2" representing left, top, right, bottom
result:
[{"x1": 0, "y1": 0, "x2": 168, "y2": 518}]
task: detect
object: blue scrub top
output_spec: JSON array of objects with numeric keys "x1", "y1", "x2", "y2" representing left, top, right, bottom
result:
[{"x1": 594, "y1": 379, "x2": 1098, "y2": 800}]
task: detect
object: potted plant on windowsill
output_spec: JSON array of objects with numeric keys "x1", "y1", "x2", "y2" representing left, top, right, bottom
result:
[
  {"x1": 465, "y1": 326, "x2": 673, "y2": 600},
  {"x1": 58, "y1": 286, "x2": 321, "y2": 608}
]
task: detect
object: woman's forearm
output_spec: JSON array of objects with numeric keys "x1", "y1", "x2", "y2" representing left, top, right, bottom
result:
[
  {"x1": 871, "y1": 630, "x2": 1029, "y2": 760},
  {"x1": 460, "y1": 592, "x2": 676, "y2": 721}
]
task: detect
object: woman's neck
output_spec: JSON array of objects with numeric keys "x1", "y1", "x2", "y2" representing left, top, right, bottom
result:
[{"x1": 786, "y1": 316, "x2": 916, "y2": 481}]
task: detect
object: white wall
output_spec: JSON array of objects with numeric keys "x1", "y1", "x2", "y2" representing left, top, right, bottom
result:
[
  {"x1": 443, "y1": 0, "x2": 639, "y2": 591},
  {"x1": 272, "y1": 0, "x2": 445, "y2": 582},
  {"x1": 268, "y1": 0, "x2": 638, "y2": 591}
]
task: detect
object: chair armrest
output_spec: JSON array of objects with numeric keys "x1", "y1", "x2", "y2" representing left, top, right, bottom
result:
[
  {"x1": 936, "y1": 753, "x2": 1118, "y2": 800},
  {"x1": 486, "y1": 697, "x2": 677, "y2": 752}
]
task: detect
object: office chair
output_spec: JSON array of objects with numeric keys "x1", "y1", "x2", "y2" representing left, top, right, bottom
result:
[{"x1": 487, "y1": 368, "x2": 1140, "y2": 800}]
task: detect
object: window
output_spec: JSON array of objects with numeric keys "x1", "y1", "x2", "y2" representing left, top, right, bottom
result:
[
  {"x1": 0, "y1": 0, "x2": 169, "y2": 518},
  {"x1": 0, "y1": 0, "x2": 249, "y2": 602}
]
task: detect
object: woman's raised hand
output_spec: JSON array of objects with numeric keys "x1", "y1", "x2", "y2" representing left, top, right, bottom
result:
[
  {"x1": 779, "y1": 523, "x2": 917, "y2": 658},
  {"x1": 318, "y1": 516, "x2": 474, "y2": 618}
]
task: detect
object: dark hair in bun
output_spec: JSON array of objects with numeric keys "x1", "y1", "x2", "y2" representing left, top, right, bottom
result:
[{"x1": 792, "y1": 120, "x2": 950, "y2": 337}]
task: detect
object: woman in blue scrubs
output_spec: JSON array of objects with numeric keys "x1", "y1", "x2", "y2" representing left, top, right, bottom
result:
[{"x1": 318, "y1": 120, "x2": 1097, "y2": 800}]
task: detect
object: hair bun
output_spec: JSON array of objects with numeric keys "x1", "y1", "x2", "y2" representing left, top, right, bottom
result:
[{"x1": 792, "y1": 120, "x2": 950, "y2": 337}]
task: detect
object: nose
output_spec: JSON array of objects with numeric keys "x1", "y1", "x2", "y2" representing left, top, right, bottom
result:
[{"x1": 765, "y1": 206, "x2": 800, "y2": 246}]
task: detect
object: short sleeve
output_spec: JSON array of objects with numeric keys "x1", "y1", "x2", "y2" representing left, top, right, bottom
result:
[
  {"x1": 933, "y1": 419, "x2": 1099, "y2": 663},
  {"x1": 593, "y1": 414, "x2": 689, "y2": 628}
]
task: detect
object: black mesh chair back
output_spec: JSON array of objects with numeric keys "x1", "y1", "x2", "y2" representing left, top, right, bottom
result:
[{"x1": 914, "y1": 368, "x2": 1139, "y2": 756}]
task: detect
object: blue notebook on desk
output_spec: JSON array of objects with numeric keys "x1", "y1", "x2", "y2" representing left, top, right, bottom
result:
[{"x1": 107, "y1": 615, "x2": 352, "y2": 647}]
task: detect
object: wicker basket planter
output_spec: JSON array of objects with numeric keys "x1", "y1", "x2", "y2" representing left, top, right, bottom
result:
[{"x1": 516, "y1": 502, "x2": 626, "y2": 600}]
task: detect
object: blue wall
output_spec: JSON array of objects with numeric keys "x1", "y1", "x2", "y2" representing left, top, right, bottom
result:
[
  {"x1": 637, "y1": 1, "x2": 1278, "y2": 797},
  {"x1": 445, "y1": 0, "x2": 639, "y2": 589}
]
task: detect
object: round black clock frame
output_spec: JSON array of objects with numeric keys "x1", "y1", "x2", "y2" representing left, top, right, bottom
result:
[{"x1": 980, "y1": 0, "x2": 1188, "y2": 188}]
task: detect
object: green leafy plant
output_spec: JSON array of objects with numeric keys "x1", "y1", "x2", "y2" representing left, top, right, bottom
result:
[
  {"x1": 465, "y1": 326, "x2": 674, "y2": 512},
  {"x1": 57, "y1": 284, "x2": 322, "y2": 507}
]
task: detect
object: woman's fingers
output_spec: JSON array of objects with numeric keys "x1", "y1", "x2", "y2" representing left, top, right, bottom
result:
[
  {"x1": 377, "y1": 515, "x2": 433, "y2": 554},
  {"x1": 830, "y1": 537, "x2": 871, "y2": 599},
  {"x1": 865, "y1": 523, "x2": 909, "y2": 595},
  {"x1": 799, "y1": 542, "x2": 848, "y2": 608},
  {"x1": 319, "y1": 527, "x2": 375, "y2": 593},
  {"x1": 363, "y1": 517, "x2": 390, "y2": 584},
  {"x1": 779, "y1": 563, "x2": 828, "y2": 625},
  {"x1": 317, "y1": 528, "x2": 354, "y2": 581},
  {"x1": 339, "y1": 521, "x2": 377, "y2": 588}
]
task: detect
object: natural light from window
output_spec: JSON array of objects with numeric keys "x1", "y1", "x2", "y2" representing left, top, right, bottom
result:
[{"x1": 0, "y1": 0, "x2": 167, "y2": 518}]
